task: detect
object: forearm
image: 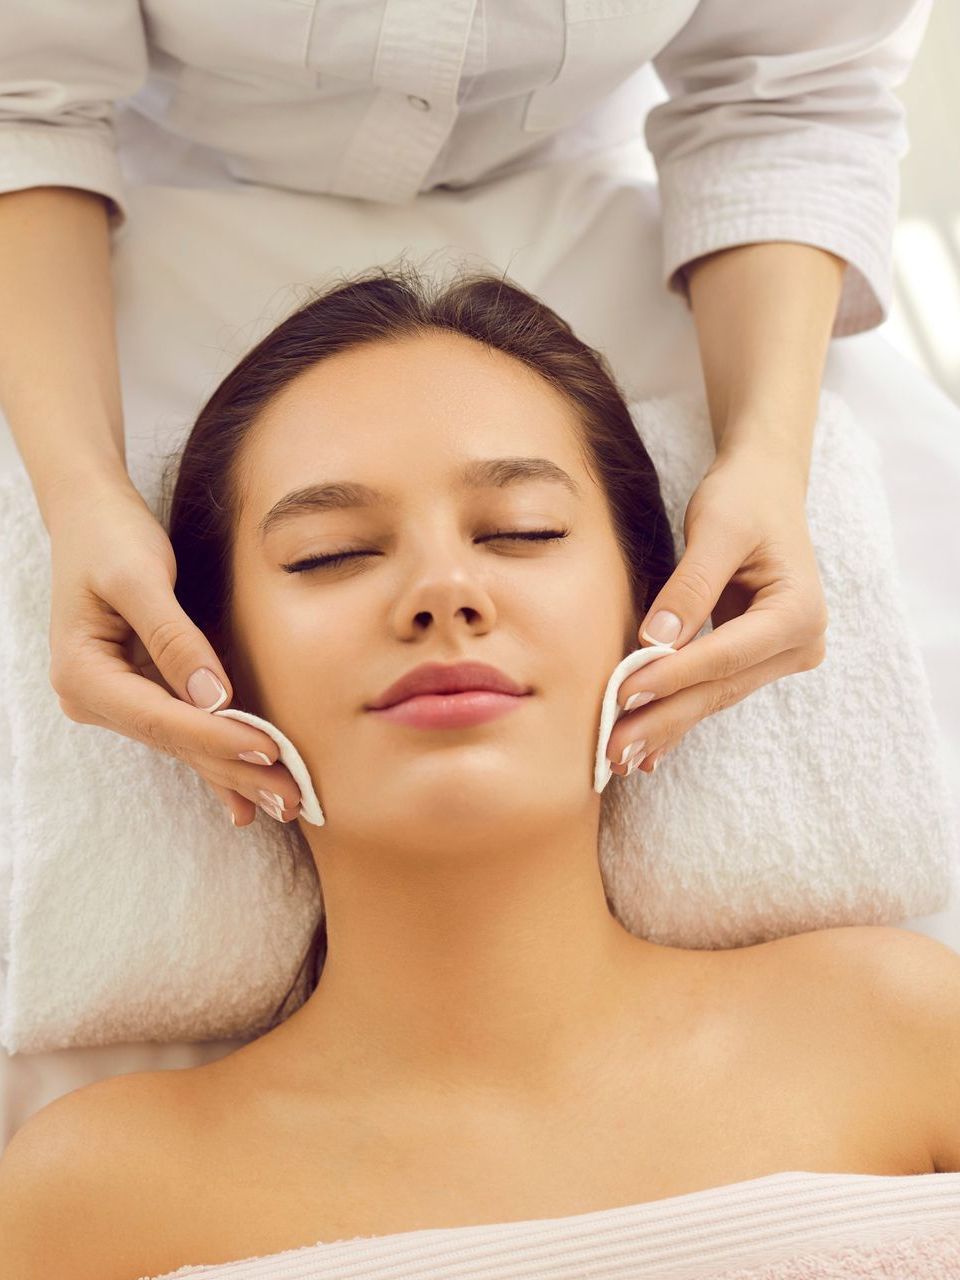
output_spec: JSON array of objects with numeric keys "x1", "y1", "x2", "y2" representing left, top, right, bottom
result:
[
  {"x1": 683, "y1": 241, "x2": 847, "y2": 487},
  {"x1": 0, "y1": 187, "x2": 131, "y2": 531}
]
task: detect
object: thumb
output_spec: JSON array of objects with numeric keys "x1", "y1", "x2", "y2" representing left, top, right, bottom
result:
[
  {"x1": 639, "y1": 533, "x2": 741, "y2": 648},
  {"x1": 119, "y1": 575, "x2": 234, "y2": 712}
]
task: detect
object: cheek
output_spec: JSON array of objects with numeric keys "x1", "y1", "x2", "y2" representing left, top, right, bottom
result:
[
  {"x1": 231, "y1": 583, "x2": 327, "y2": 710},
  {"x1": 258, "y1": 590, "x2": 370, "y2": 706}
]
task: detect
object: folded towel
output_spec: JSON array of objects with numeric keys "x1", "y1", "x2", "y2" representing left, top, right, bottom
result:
[
  {"x1": 0, "y1": 386, "x2": 955, "y2": 1053},
  {"x1": 708, "y1": 1231, "x2": 960, "y2": 1279},
  {"x1": 133, "y1": 1169, "x2": 960, "y2": 1279},
  {"x1": 139, "y1": 1228, "x2": 960, "y2": 1280}
]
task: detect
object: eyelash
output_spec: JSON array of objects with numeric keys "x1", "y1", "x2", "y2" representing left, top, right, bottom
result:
[{"x1": 282, "y1": 529, "x2": 569, "y2": 574}]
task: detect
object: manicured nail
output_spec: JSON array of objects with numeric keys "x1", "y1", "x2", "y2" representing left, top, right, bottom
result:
[
  {"x1": 617, "y1": 739, "x2": 646, "y2": 766},
  {"x1": 239, "y1": 751, "x2": 273, "y2": 765},
  {"x1": 641, "y1": 610, "x2": 681, "y2": 645},
  {"x1": 257, "y1": 788, "x2": 285, "y2": 811},
  {"x1": 624, "y1": 691, "x2": 655, "y2": 712},
  {"x1": 187, "y1": 667, "x2": 228, "y2": 711},
  {"x1": 625, "y1": 751, "x2": 648, "y2": 775}
]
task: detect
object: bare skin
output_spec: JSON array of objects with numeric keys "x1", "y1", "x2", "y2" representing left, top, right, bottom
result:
[{"x1": 99, "y1": 927, "x2": 933, "y2": 1279}]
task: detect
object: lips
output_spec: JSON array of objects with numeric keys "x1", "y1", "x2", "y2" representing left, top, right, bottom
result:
[{"x1": 367, "y1": 661, "x2": 531, "y2": 710}]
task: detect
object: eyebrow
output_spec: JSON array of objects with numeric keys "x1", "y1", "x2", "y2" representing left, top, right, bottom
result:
[{"x1": 257, "y1": 456, "x2": 582, "y2": 541}]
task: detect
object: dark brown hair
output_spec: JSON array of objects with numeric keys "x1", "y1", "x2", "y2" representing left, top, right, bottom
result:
[{"x1": 160, "y1": 259, "x2": 675, "y2": 1028}]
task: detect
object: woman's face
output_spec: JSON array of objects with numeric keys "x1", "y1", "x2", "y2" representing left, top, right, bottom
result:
[{"x1": 228, "y1": 329, "x2": 636, "y2": 853}]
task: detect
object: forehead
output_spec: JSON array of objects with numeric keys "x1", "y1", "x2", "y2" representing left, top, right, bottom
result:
[
  {"x1": 256, "y1": 329, "x2": 575, "y2": 435},
  {"x1": 239, "y1": 331, "x2": 593, "y2": 531}
]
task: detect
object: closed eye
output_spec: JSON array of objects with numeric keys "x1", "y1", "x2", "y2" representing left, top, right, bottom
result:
[{"x1": 282, "y1": 529, "x2": 569, "y2": 574}]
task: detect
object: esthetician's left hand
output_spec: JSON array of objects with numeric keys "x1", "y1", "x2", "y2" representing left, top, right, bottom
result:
[{"x1": 608, "y1": 448, "x2": 828, "y2": 776}]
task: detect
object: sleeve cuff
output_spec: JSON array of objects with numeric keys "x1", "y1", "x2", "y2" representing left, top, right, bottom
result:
[
  {"x1": 0, "y1": 122, "x2": 130, "y2": 234},
  {"x1": 655, "y1": 129, "x2": 900, "y2": 339}
]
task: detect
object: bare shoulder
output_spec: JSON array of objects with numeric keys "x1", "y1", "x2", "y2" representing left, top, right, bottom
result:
[
  {"x1": 752, "y1": 924, "x2": 960, "y2": 1172},
  {"x1": 759, "y1": 922, "x2": 960, "y2": 1017},
  {"x1": 0, "y1": 1069, "x2": 194, "y2": 1280}
]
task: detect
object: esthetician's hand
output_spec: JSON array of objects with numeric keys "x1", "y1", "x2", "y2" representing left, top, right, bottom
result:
[
  {"x1": 45, "y1": 476, "x2": 303, "y2": 827},
  {"x1": 608, "y1": 448, "x2": 828, "y2": 775}
]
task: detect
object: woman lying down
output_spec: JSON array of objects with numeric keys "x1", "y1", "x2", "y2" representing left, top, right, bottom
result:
[{"x1": 2, "y1": 264, "x2": 959, "y2": 1280}]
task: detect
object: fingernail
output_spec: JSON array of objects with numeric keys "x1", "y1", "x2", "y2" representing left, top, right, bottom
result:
[
  {"x1": 617, "y1": 739, "x2": 646, "y2": 766},
  {"x1": 642, "y1": 611, "x2": 681, "y2": 645},
  {"x1": 625, "y1": 750, "x2": 648, "y2": 775},
  {"x1": 257, "y1": 788, "x2": 286, "y2": 811},
  {"x1": 239, "y1": 751, "x2": 273, "y2": 765},
  {"x1": 229, "y1": 810, "x2": 237, "y2": 826},
  {"x1": 187, "y1": 667, "x2": 228, "y2": 711},
  {"x1": 624, "y1": 691, "x2": 655, "y2": 712}
]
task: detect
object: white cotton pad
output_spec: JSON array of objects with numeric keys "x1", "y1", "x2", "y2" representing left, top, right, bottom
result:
[
  {"x1": 214, "y1": 707, "x2": 326, "y2": 826},
  {"x1": 593, "y1": 643, "x2": 679, "y2": 794},
  {"x1": 214, "y1": 644, "x2": 678, "y2": 827}
]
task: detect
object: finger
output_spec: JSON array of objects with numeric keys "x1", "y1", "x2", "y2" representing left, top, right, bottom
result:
[
  {"x1": 637, "y1": 527, "x2": 749, "y2": 648},
  {"x1": 204, "y1": 776, "x2": 299, "y2": 827},
  {"x1": 619, "y1": 597, "x2": 799, "y2": 713},
  {"x1": 608, "y1": 629, "x2": 826, "y2": 770},
  {"x1": 204, "y1": 756, "x2": 303, "y2": 821},
  {"x1": 197, "y1": 758, "x2": 303, "y2": 820},
  {"x1": 64, "y1": 690, "x2": 303, "y2": 818},
  {"x1": 104, "y1": 566, "x2": 236, "y2": 714},
  {"x1": 612, "y1": 645, "x2": 802, "y2": 773},
  {"x1": 226, "y1": 789, "x2": 257, "y2": 826},
  {"x1": 206, "y1": 779, "x2": 245, "y2": 825},
  {"x1": 56, "y1": 668, "x2": 302, "y2": 812}
]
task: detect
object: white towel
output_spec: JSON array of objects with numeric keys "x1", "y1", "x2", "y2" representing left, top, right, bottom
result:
[{"x1": 0, "y1": 386, "x2": 955, "y2": 1054}]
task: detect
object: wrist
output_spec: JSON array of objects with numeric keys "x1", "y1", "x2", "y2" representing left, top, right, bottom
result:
[
  {"x1": 714, "y1": 418, "x2": 812, "y2": 491},
  {"x1": 38, "y1": 453, "x2": 133, "y2": 533},
  {"x1": 713, "y1": 430, "x2": 812, "y2": 500}
]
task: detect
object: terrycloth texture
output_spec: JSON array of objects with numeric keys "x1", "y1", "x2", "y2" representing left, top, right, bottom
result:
[
  {"x1": 0, "y1": 387, "x2": 956, "y2": 1054},
  {"x1": 708, "y1": 1233, "x2": 960, "y2": 1278},
  {"x1": 135, "y1": 1171, "x2": 960, "y2": 1279}
]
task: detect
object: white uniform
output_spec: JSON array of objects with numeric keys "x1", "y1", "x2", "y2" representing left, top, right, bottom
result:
[{"x1": 0, "y1": 0, "x2": 933, "y2": 337}]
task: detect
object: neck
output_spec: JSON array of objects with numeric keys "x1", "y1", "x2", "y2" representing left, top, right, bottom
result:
[{"x1": 267, "y1": 812, "x2": 671, "y2": 1105}]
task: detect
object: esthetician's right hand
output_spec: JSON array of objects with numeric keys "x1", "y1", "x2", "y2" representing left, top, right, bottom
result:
[{"x1": 45, "y1": 476, "x2": 303, "y2": 828}]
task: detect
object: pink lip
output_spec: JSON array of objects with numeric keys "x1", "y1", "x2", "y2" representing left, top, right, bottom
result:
[{"x1": 370, "y1": 689, "x2": 530, "y2": 729}]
